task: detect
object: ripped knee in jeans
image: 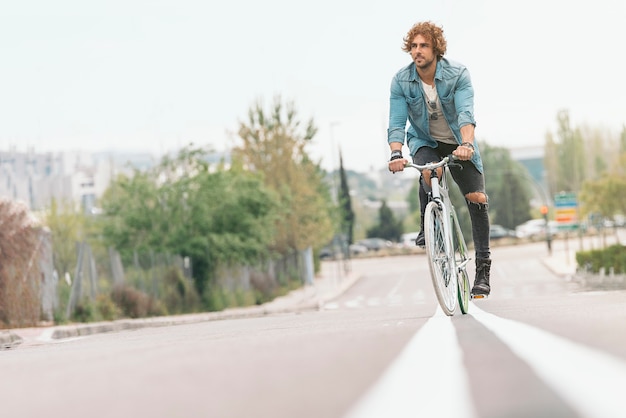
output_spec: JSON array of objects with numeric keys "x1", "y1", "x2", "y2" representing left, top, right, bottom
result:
[{"x1": 465, "y1": 192, "x2": 488, "y2": 207}]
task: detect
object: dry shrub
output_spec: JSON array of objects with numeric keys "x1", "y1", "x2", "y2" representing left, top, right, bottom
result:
[
  {"x1": 0, "y1": 199, "x2": 43, "y2": 328},
  {"x1": 249, "y1": 271, "x2": 277, "y2": 304},
  {"x1": 110, "y1": 284, "x2": 166, "y2": 318}
]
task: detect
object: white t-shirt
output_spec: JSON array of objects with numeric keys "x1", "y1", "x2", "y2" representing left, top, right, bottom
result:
[{"x1": 422, "y1": 81, "x2": 456, "y2": 145}]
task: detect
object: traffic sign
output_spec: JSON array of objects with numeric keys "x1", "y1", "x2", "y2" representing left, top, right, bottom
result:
[{"x1": 554, "y1": 192, "x2": 578, "y2": 229}]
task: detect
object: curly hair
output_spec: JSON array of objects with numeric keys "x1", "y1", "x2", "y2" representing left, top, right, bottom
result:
[{"x1": 402, "y1": 21, "x2": 447, "y2": 60}]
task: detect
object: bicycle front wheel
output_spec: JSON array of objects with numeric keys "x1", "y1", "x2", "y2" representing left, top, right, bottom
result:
[
  {"x1": 424, "y1": 201, "x2": 457, "y2": 315},
  {"x1": 451, "y1": 209, "x2": 470, "y2": 314}
]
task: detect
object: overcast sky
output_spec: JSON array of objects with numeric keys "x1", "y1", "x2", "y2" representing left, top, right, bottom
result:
[{"x1": 1, "y1": 0, "x2": 624, "y2": 171}]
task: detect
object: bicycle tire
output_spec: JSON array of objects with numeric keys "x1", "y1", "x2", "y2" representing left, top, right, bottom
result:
[
  {"x1": 424, "y1": 201, "x2": 457, "y2": 315},
  {"x1": 451, "y1": 210, "x2": 470, "y2": 314}
]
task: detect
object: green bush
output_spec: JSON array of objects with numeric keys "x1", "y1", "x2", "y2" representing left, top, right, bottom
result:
[
  {"x1": 576, "y1": 244, "x2": 626, "y2": 274},
  {"x1": 72, "y1": 301, "x2": 96, "y2": 323},
  {"x1": 53, "y1": 281, "x2": 72, "y2": 325},
  {"x1": 203, "y1": 285, "x2": 227, "y2": 312},
  {"x1": 96, "y1": 293, "x2": 121, "y2": 321},
  {"x1": 162, "y1": 267, "x2": 200, "y2": 314}
]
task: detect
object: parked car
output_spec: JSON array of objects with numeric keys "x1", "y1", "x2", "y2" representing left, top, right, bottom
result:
[
  {"x1": 489, "y1": 224, "x2": 517, "y2": 240},
  {"x1": 515, "y1": 219, "x2": 558, "y2": 239},
  {"x1": 349, "y1": 243, "x2": 369, "y2": 256},
  {"x1": 319, "y1": 246, "x2": 335, "y2": 260},
  {"x1": 401, "y1": 231, "x2": 421, "y2": 247},
  {"x1": 355, "y1": 238, "x2": 393, "y2": 251}
]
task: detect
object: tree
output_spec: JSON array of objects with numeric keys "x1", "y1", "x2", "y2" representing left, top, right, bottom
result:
[
  {"x1": 407, "y1": 180, "x2": 420, "y2": 214},
  {"x1": 367, "y1": 199, "x2": 403, "y2": 242},
  {"x1": 99, "y1": 145, "x2": 280, "y2": 297},
  {"x1": 542, "y1": 112, "x2": 626, "y2": 223},
  {"x1": 44, "y1": 199, "x2": 87, "y2": 278},
  {"x1": 578, "y1": 130, "x2": 626, "y2": 219},
  {"x1": 579, "y1": 176, "x2": 626, "y2": 219},
  {"x1": 481, "y1": 144, "x2": 534, "y2": 229},
  {"x1": 492, "y1": 170, "x2": 530, "y2": 228},
  {"x1": 338, "y1": 150, "x2": 355, "y2": 244},
  {"x1": 234, "y1": 96, "x2": 334, "y2": 253},
  {"x1": 544, "y1": 133, "x2": 559, "y2": 198},
  {"x1": 544, "y1": 110, "x2": 586, "y2": 195}
]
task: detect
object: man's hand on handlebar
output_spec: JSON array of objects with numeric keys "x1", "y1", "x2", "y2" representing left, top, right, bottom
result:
[
  {"x1": 388, "y1": 158, "x2": 408, "y2": 173},
  {"x1": 452, "y1": 142, "x2": 475, "y2": 161},
  {"x1": 388, "y1": 149, "x2": 407, "y2": 173}
]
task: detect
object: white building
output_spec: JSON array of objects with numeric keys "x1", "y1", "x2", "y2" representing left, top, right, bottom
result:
[{"x1": 0, "y1": 148, "x2": 155, "y2": 212}]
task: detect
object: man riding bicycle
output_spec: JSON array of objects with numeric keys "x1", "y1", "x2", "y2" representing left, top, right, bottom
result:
[{"x1": 387, "y1": 21, "x2": 492, "y2": 297}]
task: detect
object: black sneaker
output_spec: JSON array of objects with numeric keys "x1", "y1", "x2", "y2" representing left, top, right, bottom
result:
[{"x1": 415, "y1": 231, "x2": 425, "y2": 247}]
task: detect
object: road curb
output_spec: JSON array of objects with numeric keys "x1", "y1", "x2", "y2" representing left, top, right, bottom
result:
[
  {"x1": 0, "y1": 331, "x2": 23, "y2": 349},
  {"x1": 8, "y1": 272, "x2": 364, "y2": 344},
  {"x1": 47, "y1": 306, "x2": 289, "y2": 340},
  {"x1": 541, "y1": 256, "x2": 576, "y2": 278}
]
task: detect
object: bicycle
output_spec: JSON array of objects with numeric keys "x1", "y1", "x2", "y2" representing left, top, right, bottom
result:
[{"x1": 404, "y1": 155, "x2": 471, "y2": 315}]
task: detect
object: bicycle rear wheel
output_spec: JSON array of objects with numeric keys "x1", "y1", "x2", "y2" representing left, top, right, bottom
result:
[
  {"x1": 451, "y1": 210, "x2": 470, "y2": 314},
  {"x1": 424, "y1": 201, "x2": 457, "y2": 315}
]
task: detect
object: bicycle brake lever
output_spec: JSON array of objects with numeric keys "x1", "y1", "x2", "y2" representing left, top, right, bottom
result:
[{"x1": 447, "y1": 154, "x2": 464, "y2": 170}]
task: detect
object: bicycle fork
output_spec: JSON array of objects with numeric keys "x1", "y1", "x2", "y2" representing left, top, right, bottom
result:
[{"x1": 429, "y1": 177, "x2": 457, "y2": 288}]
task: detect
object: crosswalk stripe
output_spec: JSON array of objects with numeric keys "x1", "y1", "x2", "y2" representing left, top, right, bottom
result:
[
  {"x1": 470, "y1": 303, "x2": 626, "y2": 418},
  {"x1": 323, "y1": 291, "x2": 427, "y2": 310}
]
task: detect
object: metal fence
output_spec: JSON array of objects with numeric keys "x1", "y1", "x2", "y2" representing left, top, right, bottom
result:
[{"x1": 39, "y1": 242, "x2": 314, "y2": 322}]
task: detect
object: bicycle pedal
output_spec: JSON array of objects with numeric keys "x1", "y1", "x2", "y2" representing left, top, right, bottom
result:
[{"x1": 471, "y1": 294, "x2": 489, "y2": 300}]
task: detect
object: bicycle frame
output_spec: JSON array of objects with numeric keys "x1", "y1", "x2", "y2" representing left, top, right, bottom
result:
[
  {"x1": 427, "y1": 166, "x2": 456, "y2": 281},
  {"x1": 404, "y1": 155, "x2": 470, "y2": 314},
  {"x1": 435, "y1": 170, "x2": 471, "y2": 273}
]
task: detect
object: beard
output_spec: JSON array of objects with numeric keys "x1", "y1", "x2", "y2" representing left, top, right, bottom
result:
[{"x1": 414, "y1": 55, "x2": 436, "y2": 70}]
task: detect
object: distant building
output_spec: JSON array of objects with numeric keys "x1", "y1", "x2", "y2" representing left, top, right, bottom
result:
[
  {"x1": 0, "y1": 148, "x2": 156, "y2": 213},
  {"x1": 509, "y1": 146, "x2": 544, "y2": 185},
  {"x1": 509, "y1": 145, "x2": 550, "y2": 206}
]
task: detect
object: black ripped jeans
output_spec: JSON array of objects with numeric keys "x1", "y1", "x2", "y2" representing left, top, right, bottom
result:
[{"x1": 413, "y1": 143, "x2": 491, "y2": 260}]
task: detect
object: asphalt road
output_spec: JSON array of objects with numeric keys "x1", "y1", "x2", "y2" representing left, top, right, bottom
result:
[{"x1": 1, "y1": 238, "x2": 625, "y2": 418}]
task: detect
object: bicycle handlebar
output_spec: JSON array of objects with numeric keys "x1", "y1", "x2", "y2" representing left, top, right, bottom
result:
[{"x1": 403, "y1": 154, "x2": 460, "y2": 172}]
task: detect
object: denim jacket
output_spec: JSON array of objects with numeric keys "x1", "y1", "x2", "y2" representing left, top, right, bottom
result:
[{"x1": 387, "y1": 58, "x2": 483, "y2": 173}]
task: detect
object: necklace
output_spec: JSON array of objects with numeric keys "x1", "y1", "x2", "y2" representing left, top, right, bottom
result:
[{"x1": 422, "y1": 81, "x2": 437, "y2": 103}]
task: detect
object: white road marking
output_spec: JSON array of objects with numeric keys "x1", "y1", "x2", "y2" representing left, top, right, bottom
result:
[
  {"x1": 470, "y1": 303, "x2": 626, "y2": 418},
  {"x1": 344, "y1": 307, "x2": 476, "y2": 418},
  {"x1": 386, "y1": 278, "x2": 404, "y2": 299},
  {"x1": 387, "y1": 295, "x2": 403, "y2": 306},
  {"x1": 345, "y1": 296, "x2": 364, "y2": 309}
]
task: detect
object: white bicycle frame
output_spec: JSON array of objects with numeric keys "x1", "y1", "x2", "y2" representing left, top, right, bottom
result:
[{"x1": 426, "y1": 164, "x2": 458, "y2": 285}]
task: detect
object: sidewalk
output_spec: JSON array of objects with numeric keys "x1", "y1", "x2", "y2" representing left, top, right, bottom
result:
[
  {"x1": 541, "y1": 251, "x2": 577, "y2": 278},
  {"x1": 0, "y1": 262, "x2": 361, "y2": 349},
  {"x1": 541, "y1": 229, "x2": 625, "y2": 278}
]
